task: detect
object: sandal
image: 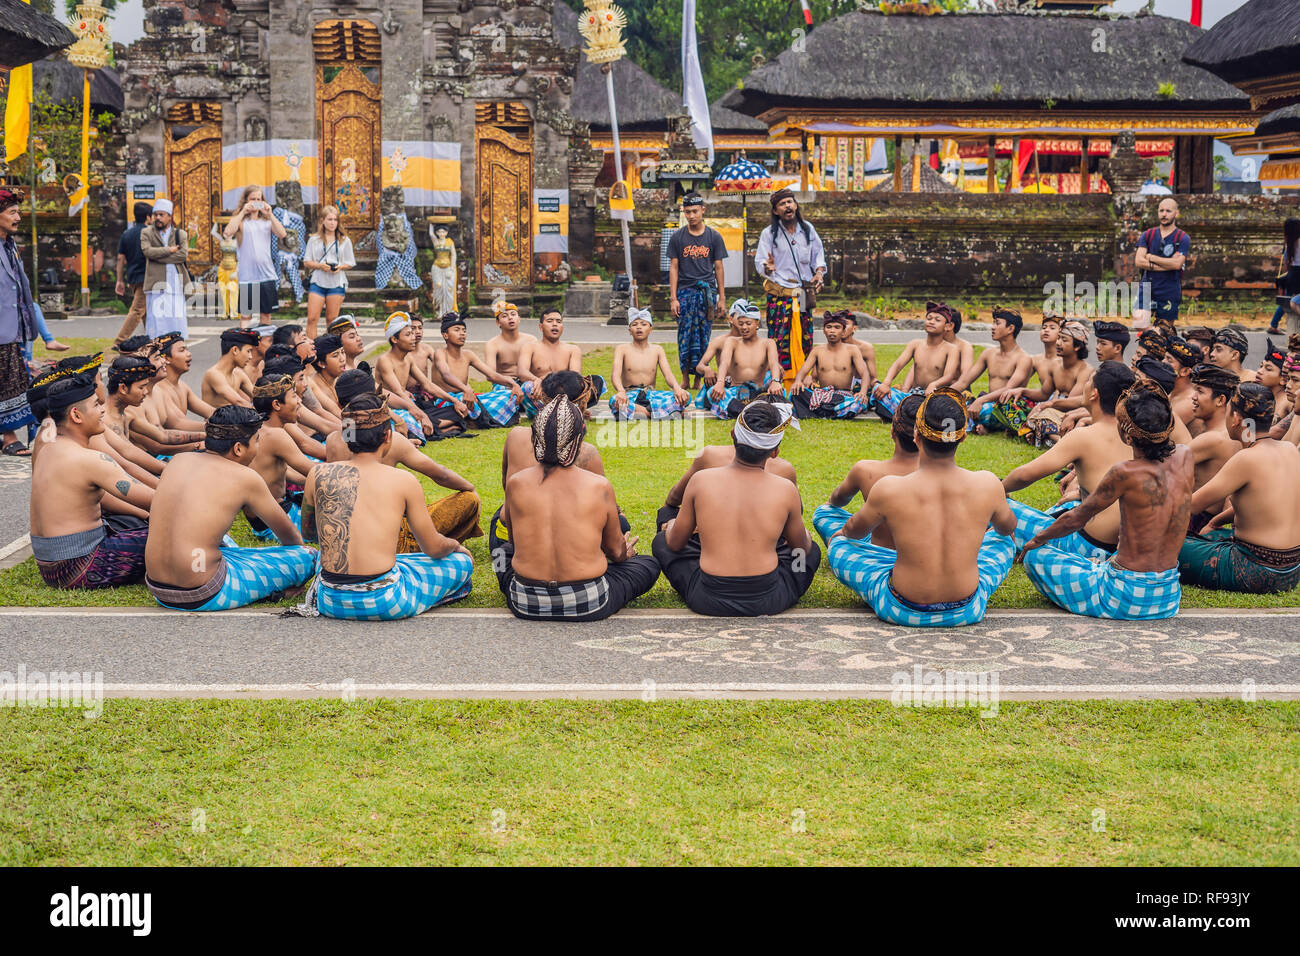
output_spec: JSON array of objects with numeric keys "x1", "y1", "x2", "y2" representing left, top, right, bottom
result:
[{"x1": 2, "y1": 441, "x2": 31, "y2": 457}]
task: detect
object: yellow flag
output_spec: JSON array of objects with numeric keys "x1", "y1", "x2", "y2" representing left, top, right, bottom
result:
[
  {"x1": 3, "y1": 0, "x2": 31, "y2": 162},
  {"x1": 4, "y1": 63, "x2": 31, "y2": 163}
]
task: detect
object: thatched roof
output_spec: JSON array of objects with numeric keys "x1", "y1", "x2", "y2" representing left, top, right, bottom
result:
[
  {"x1": 554, "y1": 1, "x2": 685, "y2": 131},
  {"x1": 34, "y1": 60, "x2": 123, "y2": 112},
  {"x1": 710, "y1": 98, "x2": 766, "y2": 133},
  {"x1": 720, "y1": 10, "x2": 1249, "y2": 116},
  {"x1": 869, "y1": 160, "x2": 957, "y2": 193},
  {"x1": 0, "y1": 0, "x2": 75, "y2": 69},
  {"x1": 1182, "y1": 0, "x2": 1300, "y2": 86},
  {"x1": 1255, "y1": 103, "x2": 1300, "y2": 138}
]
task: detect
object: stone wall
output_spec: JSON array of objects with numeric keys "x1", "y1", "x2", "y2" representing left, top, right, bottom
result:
[{"x1": 594, "y1": 191, "x2": 1300, "y2": 304}]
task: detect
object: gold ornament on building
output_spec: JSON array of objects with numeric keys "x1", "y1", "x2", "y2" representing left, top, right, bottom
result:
[
  {"x1": 66, "y1": 1, "x2": 113, "y2": 70},
  {"x1": 578, "y1": 0, "x2": 628, "y2": 65}
]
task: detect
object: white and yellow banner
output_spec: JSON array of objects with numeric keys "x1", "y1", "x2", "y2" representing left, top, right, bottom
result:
[
  {"x1": 382, "y1": 141, "x2": 461, "y2": 207},
  {"x1": 221, "y1": 140, "x2": 319, "y2": 208}
]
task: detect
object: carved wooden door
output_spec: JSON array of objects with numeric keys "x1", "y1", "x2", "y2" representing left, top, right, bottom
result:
[
  {"x1": 318, "y1": 63, "x2": 382, "y2": 232},
  {"x1": 475, "y1": 125, "x2": 533, "y2": 288},
  {"x1": 164, "y1": 123, "x2": 222, "y2": 268}
]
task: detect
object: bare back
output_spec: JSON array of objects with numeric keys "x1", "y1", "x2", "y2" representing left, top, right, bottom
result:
[
  {"x1": 502, "y1": 426, "x2": 603, "y2": 487},
  {"x1": 1215, "y1": 441, "x2": 1300, "y2": 550},
  {"x1": 506, "y1": 465, "x2": 617, "y2": 581},
  {"x1": 686, "y1": 465, "x2": 805, "y2": 576},
  {"x1": 307, "y1": 461, "x2": 413, "y2": 576},
  {"x1": 1112, "y1": 447, "x2": 1194, "y2": 572}
]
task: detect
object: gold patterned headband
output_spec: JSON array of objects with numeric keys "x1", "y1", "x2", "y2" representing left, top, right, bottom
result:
[
  {"x1": 915, "y1": 387, "x2": 968, "y2": 444},
  {"x1": 344, "y1": 400, "x2": 391, "y2": 430},
  {"x1": 251, "y1": 374, "x2": 294, "y2": 399},
  {"x1": 1116, "y1": 381, "x2": 1174, "y2": 445}
]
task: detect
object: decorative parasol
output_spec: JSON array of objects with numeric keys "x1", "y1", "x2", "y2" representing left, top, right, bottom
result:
[
  {"x1": 713, "y1": 157, "x2": 773, "y2": 193},
  {"x1": 711, "y1": 156, "x2": 772, "y2": 292}
]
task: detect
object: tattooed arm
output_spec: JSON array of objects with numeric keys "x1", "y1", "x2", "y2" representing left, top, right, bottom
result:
[
  {"x1": 1019, "y1": 462, "x2": 1128, "y2": 557},
  {"x1": 90, "y1": 451, "x2": 154, "y2": 511}
]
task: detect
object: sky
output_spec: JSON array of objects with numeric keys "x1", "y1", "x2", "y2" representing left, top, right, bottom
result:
[{"x1": 107, "y1": 0, "x2": 1251, "y2": 46}]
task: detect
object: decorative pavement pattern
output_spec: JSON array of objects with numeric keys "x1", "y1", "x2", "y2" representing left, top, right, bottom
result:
[{"x1": 1, "y1": 609, "x2": 1297, "y2": 699}]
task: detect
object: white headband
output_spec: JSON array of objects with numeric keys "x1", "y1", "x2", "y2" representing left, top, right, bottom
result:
[
  {"x1": 733, "y1": 402, "x2": 800, "y2": 450},
  {"x1": 729, "y1": 298, "x2": 761, "y2": 320},
  {"x1": 627, "y1": 306, "x2": 652, "y2": 324}
]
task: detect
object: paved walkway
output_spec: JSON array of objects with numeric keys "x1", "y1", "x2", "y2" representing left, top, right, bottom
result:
[{"x1": 1, "y1": 606, "x2": 1296, "y2": 700}]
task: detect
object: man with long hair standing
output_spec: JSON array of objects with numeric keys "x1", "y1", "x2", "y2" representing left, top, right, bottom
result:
[{"x1": 754, "y1": 188, "x2": 826, "y2": 382}]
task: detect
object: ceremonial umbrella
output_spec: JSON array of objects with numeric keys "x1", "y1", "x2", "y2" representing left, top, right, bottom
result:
[
  {"x1": 713, "y1": 157, "x2": 773, "y2": 289},
  {"x1": 0, "y1": 0, "x2": 75, "y2": 69}
]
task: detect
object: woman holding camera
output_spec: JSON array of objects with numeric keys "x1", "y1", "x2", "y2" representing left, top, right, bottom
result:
[
  {"x1": 224, "y1": 185, "x2": 287, "y2": 329},
  {"x1": 301, "y1": 205, "x2": 354, "y2": 340}
]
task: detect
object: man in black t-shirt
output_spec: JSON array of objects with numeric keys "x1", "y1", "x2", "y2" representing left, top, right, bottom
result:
[{"x1": 668, "y1": 194, "x2": 727, "y2": 388}]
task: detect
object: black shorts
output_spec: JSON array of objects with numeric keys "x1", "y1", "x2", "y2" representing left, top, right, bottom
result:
[{"x1": 238, "y1": 279, "x2": 279, "y2": 316}]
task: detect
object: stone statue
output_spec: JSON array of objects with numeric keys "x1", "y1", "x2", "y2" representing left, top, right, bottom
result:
[
  {"x1": 375, "y1": 185, "x2": 421, "y2": 290},
  {"x1": 429, "y1": 224, "x2": 457, "y2": 314}
]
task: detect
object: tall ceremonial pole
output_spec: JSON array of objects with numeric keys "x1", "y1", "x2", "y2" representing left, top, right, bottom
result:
[
  {"x1": 580, "y1": 1, "x2": 636, "y2": 305},
  {"x1": 66, "y1": 2, "x2": 112, "y2": 312}
]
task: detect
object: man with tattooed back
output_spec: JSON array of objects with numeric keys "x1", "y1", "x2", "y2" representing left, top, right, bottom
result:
[{"x1": 305, "y1": 392, "x2": 474, "y2": 620}]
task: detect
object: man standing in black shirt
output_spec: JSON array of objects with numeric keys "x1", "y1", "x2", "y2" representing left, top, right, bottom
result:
[
  {"x1": 113, "y1": 201, "x2": 153, "y2": 347},
  {"x1": 667, "y1": 194, "x2": 727, "y2": 389}
]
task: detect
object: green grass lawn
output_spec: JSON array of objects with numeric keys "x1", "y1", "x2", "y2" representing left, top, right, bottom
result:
[
  {"x1": 4, "y1": 343, "x2": 1297, "y2": 609},
  {"x1": 1, "y1": 699, "x2": 1295, "y2": 866}
]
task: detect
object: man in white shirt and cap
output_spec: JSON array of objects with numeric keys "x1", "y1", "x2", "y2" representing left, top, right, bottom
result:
[{"x1": 139, "y1": 198, "x2": 191, "y2": 341}]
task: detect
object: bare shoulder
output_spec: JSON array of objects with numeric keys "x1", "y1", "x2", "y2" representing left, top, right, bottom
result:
[{"x1": 770, "y1": 457, "x2": 798, "y2": 482}]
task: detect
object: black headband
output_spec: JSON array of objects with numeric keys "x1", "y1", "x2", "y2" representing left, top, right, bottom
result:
[{"x1": 46, "y1": 373, "x2": 98, "y2": 412}]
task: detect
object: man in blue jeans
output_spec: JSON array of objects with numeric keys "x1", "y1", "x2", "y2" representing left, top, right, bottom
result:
[{"x1": 1133, "y1": 198, "x2": 1190, "y2": 329}]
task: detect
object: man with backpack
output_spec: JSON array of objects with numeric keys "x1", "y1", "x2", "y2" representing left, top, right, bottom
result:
[{"x1": 1133, "y1": 198, "x2": 1190, "y2": 330}]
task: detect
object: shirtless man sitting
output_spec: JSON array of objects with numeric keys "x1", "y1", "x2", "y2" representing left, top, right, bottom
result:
[
  {"x1": 499, "y1": 395, "x2": 660, "y2": 620},
  {"x1": 1055, "y1": 321, "x2": 1129, "y2": 433},
  {"x1": 610, "y1": 307, "x2": 691, "y2": 420},
  {"x1": 788, "y1": 312, "x2": 871, "y2": 419},
  {"x1": 694, "y1": 301, "x2": 745, "y2": 394},
  {"x1": 326, "y1": 314, "x2": 365, "y2": 370},
  {"x1": 1013, "y1": 319, "x2": 1093, "y2": 447},
  {"x1": 958, "y1": 308, "x2": 1035, "y2": 434},
  {"x1": 376, "y1": 312, "x2": 468, "y2": 438},
  {"x1": 308, "y1": 333, "x2": 348, "y2": 418},
  {"x1": 814, "y1": 393, "x2": 923, "y2": 548},
  {"x1": 106, "y1": 356, "x2": 204, "y2": 457},
  {"x1": 246, "y1": 373, "x2": 320, "y2": 542},
  {"x1": 1163, "y1": 337, "x2": 1203, "y2": 434},
  {"x1": 827, "y1": 388, "x2": 1017, "y2": 627},
  {"x1": 708, "y1": 305, "x2": 785, "y2": 418},
  {"x1": 1020, "y1": 381, "x2": 1192, "y2": 620},
  {"x1": 325, "y1": 369, "x2": 481, "y2": 552},
  {"x1": 264, "y1": 354, "x2": 338, "y2": 448},
  {"x1": 1186, "y1": 363, "x2": 1242, "y2": 534},
  {"x1": 939, "y1": 304, "x2": 975, "y2": 385},
  {"x1": 27, "y1": 374, "x2": 154, "y2": 589},
  {"x1": 653, "y1": 401, "x2": 819, "y2": 616},
  {"x1": 1179, "y1": 384, "x2": 1300, "y2": 593},
  {"x1": 144, "y1": 406, "x2": 318, "y2": 611},
  {"x1": 150, "y1": 333, "x2": 215, "y2": 431},
  {"x1": 517, "y1": 308, "x2": 603, "y2": 416},
  {"x1": 305, "y1": 392, "x2": 474, "y2": 620},
  {"x1": 660, "y1": 434, "x2": 798, "y2": 532},
  {"x1": 838, "y1": 313, "x2": 877, "y2": 390},
  {"x1": 1208, "y1": 327, "x2": 1255, "y2": 383},
  {"x1": 1132, "y1": 357, "x2": 1192, "y2": 447},
  {"x1": 429, "y1": 311, "x2": 525, "y2": 428},
  {"x1": 1002, "y1": 361, "x2": 1137, "y2": 560},
  {"x1": 870, "y1": 302, "x2": 959, "y2": 421},
  {"x1": 485, "y1": 299, "x2": 537, "y2": 382},
  {"x1": 202, "y1": 329, "x2": 259, "y2": 409}
]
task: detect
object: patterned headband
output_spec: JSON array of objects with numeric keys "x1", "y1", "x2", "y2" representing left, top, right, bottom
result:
[
  {"x1": 532, "y1": 395, "x2": 584, "y2": 468},
  {"x1": 32, "y1": 352, "x2": 103, "y2": 388},
  {"x1": 344, "y1": 400, "x2": 392, "y2": 430},
  {"x1": 915, "y1": 388, "x2": 968, "y2": 444},
  {"x1": 251, "y1": 374, "x2": 294, "y2": 400},
  {"x1": 1116, "y1": 381, "x2": 1174, "y2": 445},
  {"x1": 206, "y1": 419, "x2": 261, "y2": 441}
]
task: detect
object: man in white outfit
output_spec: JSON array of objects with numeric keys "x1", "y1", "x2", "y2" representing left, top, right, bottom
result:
[{"x1": 139, "y1": 198, "x2": 191, "y2": 340}]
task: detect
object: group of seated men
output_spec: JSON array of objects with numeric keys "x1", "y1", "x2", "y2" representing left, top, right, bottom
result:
[{"x1": 22, "y1": 300, "x2": 1300, "y2": 627}]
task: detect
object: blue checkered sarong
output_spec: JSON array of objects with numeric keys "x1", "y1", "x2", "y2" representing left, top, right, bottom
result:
[
  {"x1": 151, "y1": 545, "x2": 319, "y2": 612},
  {"x1": 251, "y1": 500, "x2": 302, "y2": 543},
  {"x1": 1008, "y1": 498, "x2": 1108, "y2": 560},
  {"x1": 828, "y1": 527, "x2": 1015, "y2": 627},
  {"x1": 869, "y1": 386, "x2": 911, "y2": 422},
  {"x1": 1023, "y1": 548, "x2": 1181, "y2": 620},
  {"x1": 519, "y1": 380, "x2": 540, "y2": 418},
  {"x1": 813, "y1": 504, "x2": 855, "y2": 547},
  {"x1": 316, "y1": 551, "x2": 473, "y2": 621},
  {"x1": 795, "y1": 387, "x2": 864, "y2": 419},
  {"x1": 707, "y1": 378, "x2": 786, "y2": 419},
  {"x1": 475, "y1": 384, "x2": 521, "y2": 426},
  {"x1": 390, "y1": 406, "x2": 425, "y2": 444},
  {"x1": 610, "y1": 387, "x2": 683, "y2": 420},
  {"x1": 374, "y1": 215, "x2": 422, "y2": 291}
]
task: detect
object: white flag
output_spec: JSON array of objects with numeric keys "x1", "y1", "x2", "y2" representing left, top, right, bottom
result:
[{"x1": 681, "y1": 0, "x2": 714, "y2": 164}]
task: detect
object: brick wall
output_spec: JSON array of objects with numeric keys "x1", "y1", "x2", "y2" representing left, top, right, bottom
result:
[{"x1": 594, "y1": 192, "x2": 1300, "y2": 303}]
